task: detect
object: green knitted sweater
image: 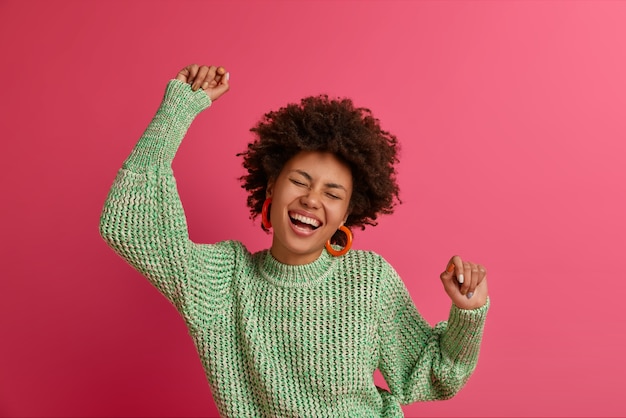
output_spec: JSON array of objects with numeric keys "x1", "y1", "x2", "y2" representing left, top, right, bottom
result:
[{"x1": 99, "y1": 80, "x2": 489, "y2": 417}]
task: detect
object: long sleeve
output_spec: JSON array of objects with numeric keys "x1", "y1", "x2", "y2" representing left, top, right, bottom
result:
[
  {"x1": 99, "y1": 80, "x2": 212, "y2": 314},
  {"x1": 377, "y1": 262, "x2": 489, "y2": 404}
]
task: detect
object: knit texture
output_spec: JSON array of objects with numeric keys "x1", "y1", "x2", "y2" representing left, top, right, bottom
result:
[{"x1": 99, "y1": 80, "x2": 489, "y2": 417}]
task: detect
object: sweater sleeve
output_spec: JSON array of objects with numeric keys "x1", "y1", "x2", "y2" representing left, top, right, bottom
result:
[
  {"x1": 377, "y1": 261, "x2": 489, "y2": 404},
  {"x1": 99, "y1": 79, "x2": 212, "y2": 314}
]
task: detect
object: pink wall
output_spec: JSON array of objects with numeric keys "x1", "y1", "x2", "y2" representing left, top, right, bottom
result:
[{"x1": 1, "y1": 1, "x2": 625, "y2": 416}]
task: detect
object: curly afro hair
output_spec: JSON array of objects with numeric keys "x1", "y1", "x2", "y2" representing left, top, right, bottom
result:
[{"x1": 238, "y1": 94, "x2": 401, "y2": 246}]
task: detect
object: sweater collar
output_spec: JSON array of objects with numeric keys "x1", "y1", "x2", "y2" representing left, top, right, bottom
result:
[{"x1": 258, "y1": 249, "x2": 336, "y2": 288}]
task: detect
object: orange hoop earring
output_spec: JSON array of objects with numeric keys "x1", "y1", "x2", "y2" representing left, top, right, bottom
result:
[
  {"x1": 325, "y1": 225, "x2": 352, "y2": 257},
  {"x1": 261, "y1": 198, "x2": 272, "y2": 229}
]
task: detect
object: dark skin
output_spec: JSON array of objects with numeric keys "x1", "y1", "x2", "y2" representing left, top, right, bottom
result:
[
  {"x1": 175, "y1": 63, "x2": 488, "y2": 310},
  {"x1": 176, "y1": 64, "x2": 230, "y2": 100}
]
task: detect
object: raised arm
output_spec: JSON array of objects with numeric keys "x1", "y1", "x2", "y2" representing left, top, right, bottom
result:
[
  {"x1": 377, "y1": 260, "x2": 489, "y2": 404},
  {"x1": 99, "y1": 65, "x2": 230, "y2": 313}
]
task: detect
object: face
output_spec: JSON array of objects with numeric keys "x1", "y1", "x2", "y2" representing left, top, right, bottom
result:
[{"x1": 266, "y1": 151, "x2": 353, "y2": 265}]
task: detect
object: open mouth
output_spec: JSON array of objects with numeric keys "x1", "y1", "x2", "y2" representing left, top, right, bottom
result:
[{"x1": 289, "y1": 212, "x2": 321, "y2": 231}]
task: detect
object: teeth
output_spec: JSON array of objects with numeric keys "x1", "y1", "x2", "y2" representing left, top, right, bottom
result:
[{"x1": 290, "y1": 212, "x2": 320, "y2": 228}]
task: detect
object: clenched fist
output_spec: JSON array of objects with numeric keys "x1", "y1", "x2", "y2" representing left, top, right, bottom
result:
[
  {"x1": 176, "y1": 64, "x2": 230, "y2": 101},
  {"x1": 440, "y1": 255, "x2": 489, "y2": 310}
]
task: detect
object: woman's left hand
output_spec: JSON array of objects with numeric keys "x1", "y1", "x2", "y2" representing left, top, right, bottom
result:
[{"x1": 440, "y1": 255, "x2": 489, "y2": 310}]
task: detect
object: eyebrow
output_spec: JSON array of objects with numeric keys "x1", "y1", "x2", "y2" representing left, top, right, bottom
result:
[{"x1": 292, "y1": 169, "x2": 348, "y2": 191}]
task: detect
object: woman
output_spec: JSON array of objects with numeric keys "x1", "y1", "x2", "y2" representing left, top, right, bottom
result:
[{"x1": 100, "y1": 64, "x2": 489, "y2": 417}]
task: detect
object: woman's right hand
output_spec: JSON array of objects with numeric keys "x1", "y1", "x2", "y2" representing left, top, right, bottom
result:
[{"x1": 175, "y1": 64, "x2": 230, "y2": 101}]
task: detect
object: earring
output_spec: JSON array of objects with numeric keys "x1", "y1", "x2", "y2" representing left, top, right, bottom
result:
[
  {"x1": 261, "y1": 198, "x2": 272, "y2": 229},
  {"x1": 325, "y1": 225, "x2": 353, "y2": 257}
]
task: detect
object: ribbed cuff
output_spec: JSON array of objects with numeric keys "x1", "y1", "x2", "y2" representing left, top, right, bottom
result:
[
  {"x1": 163, "y1": 79, "x2": 213, "y2": 114},
  {"x1": 123, "y1": 79, "x2": 212, "y2": 171},
  {"x1": 440, "y1": 297, "x2": 490, "y2": 364}
]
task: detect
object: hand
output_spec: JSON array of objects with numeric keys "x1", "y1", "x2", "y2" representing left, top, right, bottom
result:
[
  {"x1": 175, "y1": 64, "x2": 230, "y2": 101},
  {"x1": 439, "y1": 255, "x2": 489, "y2": 310}
]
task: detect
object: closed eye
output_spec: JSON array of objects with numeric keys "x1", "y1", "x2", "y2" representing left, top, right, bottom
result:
[{"x1": 290, "y1": 179, "x2": 307, "y2": 187}]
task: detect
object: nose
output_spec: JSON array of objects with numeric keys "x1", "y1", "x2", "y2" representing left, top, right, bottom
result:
[{"x1": 300, "y1": 188, "x2": 321, "y2": 209}]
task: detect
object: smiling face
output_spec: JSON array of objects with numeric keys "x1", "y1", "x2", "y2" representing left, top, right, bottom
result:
[{"x1": 266, "y1": 151, "x2": 353, "y2": 265}]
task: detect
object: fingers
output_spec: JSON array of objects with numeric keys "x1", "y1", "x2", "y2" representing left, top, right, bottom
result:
[
  {"x1": 474, "y1": 264, "x2": 487, "y2": 296},
  {"x1": 209, "y1": 67, "x2": 230, "y2": 100},
  {"x1": 189, "y1": 65, "x2": 216, "y2": 91},
  {"x1": 176, "y1": 64, "x2": 200, "y2": 84},
  {"x1": 193, "y1": 65, "x2": 211, "y2": 91},
  {"x1": 211, "y1": 67, "x2": 229, "y2": 88},
  {"x1": 461, "y1": 261, "x2": 487, "y2": 298},
  {"x1": 200, "y1": 66, "x2": 229, "y2": 101},
  {"x1": 444, "y1": 255, "x2": 464, "y2": 285},
  {"x1": 442, "y1": 256, "x2": 487, "y2": 299},
  {"x1": 214, "y1": 66, "x2": 227, "y2": 85},
  {"x1": 175, "y1": 64, "x2": 230, "y2": 101},
  {"x1": 199, "y1": 67, "x2": 215, "y2": 90},
  {"x1": 175, "y1": 66, "x2": 190, "y2": 83},
  {"x1": 175, "y1": 64, "x2": 223, "y2": 89},
  {"x1": 461, "y1": 262, "x2": 474, "y2": 297}
]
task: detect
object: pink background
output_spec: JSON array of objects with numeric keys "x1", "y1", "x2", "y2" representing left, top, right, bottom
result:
[{"x1": 1, "y1": 1, "x2": 625, "y2": 416}]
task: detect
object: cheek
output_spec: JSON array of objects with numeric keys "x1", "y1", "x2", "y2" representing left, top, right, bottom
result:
[
  {"x1": 273, "y1": 189, "x2": 296, "y2": 207},
  {"x1": 329, "y1": 202, "x2": 351, "y2": 224},
  {"x1": 269, "y1": 190, "x2": 295, "y2": 218}
]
